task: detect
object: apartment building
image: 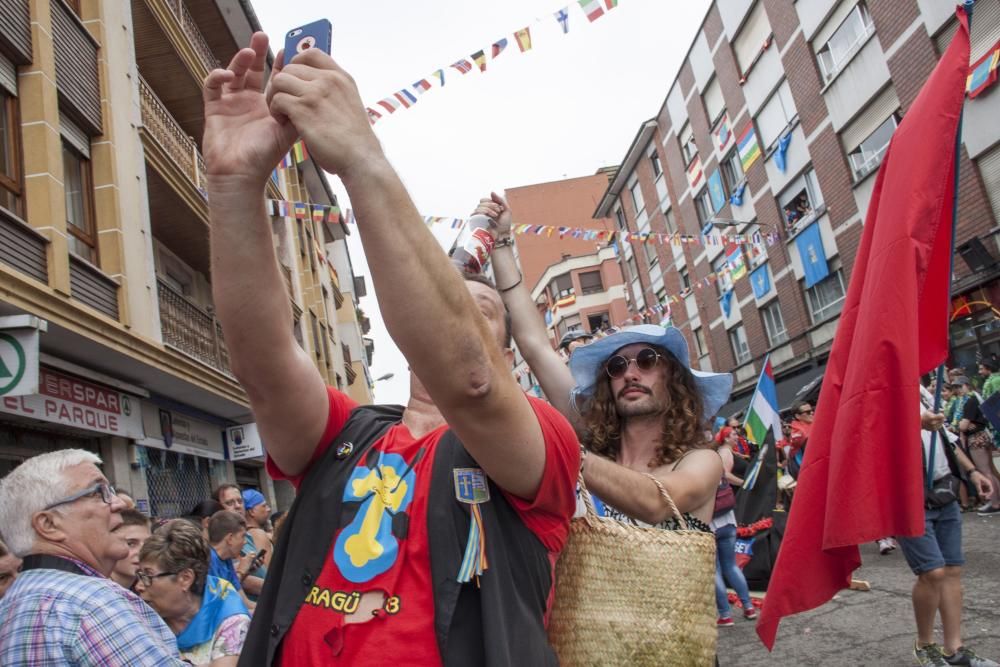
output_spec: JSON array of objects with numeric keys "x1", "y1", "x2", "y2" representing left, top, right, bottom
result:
[
  {"x1": 0, "y1": 0, "x2": 372, "y2": 514},
  {"x1": 598, "y1": 0, "x2": 1000, "y2": 415}
]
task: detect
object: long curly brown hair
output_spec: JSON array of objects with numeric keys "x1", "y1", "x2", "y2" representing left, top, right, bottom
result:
[{"x1": 582, "y1": 345, "x2": 709, "y2": 468}]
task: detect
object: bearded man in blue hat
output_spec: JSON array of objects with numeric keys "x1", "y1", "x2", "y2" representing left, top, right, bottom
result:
[{"x1": 568, "y1": 324, "x2": 733, "y2": 530}]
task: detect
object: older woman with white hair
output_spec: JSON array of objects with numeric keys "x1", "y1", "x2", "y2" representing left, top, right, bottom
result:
[{"x1": 0, "y1": 449, "x2": 185, "y2": 664}]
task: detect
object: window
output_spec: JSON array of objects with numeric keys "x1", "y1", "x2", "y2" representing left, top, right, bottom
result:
[
  {"x1": 720, "y1": 149, "x2": 744, "y2": 195},
  {"x1": 663, "y1": 207, "x2": 678, "y2": 234},
  {"x1": 556, "y1": 314, "x2": 583, "y2": 339},
  {"x1": 703, "y1": 77, "x2": 725, "y2": 126},
  {"x1": 579, "y1": 270, "x2": 604, "y2": 295},
  {"x1": 63, "y1": 0, "x2": 82, "y2": 14},
  {"x1": 629, "y1": 178, "x2": 645, "y2": 214},
  {"x1": 643, "y1": 238, "x2": 658, "y2": 268},
  {"x1": 848, "y1": 115, "x2": 898, "y2": 181},
  {"x1": 806, "y1": 270, "x2": 846, "y2": 324},
  {"x1": 626, "y1": 256, "x2": 638, "y2": 283},
  {"x1": 549, "y1": 273, "x2": 574, "y2": 300},
  {"x1": 615, "y1": 205, "x2": 628, "y2": 232},
  {"x1": 733, "y1": 0, "x2": 772, "y2": 75},
  {"x1": 63, "y1": 143, "x2": 97, "y2": 263},
  {"x1": 680, "y1": 267, "x2": 691, "y2": 290},
  {"x1": 649, "y1": 150, "x2": 662, "y2": 179},
  {"x1": 680, "y1": 122, "x2": 698, "y2": 165},
  {"x1": 817, "y1": 4, "x2": 875, "y2": 82},
  {"x1": 1, "y1": 90, "x2": 23, "y2": 217},
  {"x1": 695, "y1": 190, "x2": 714, "y2": 225},
  {"x1": 755, "y1": 81, "x2": 797, "y2": 149},
  {"x1": 779, "y1": 168, "x2": 824, "y2": 233},
  {"x1": 761, "y1": 301, "x2": 788, "y2": 347},
  {"x1": 729, "y1": 325, "x2": 751, "y2": 365},
  {"x1": 587, "y1": 311, "x2": 610, "y2": 331},
  {"x1": 694, "y1": 327, "x2": 707, "y2": 357}
]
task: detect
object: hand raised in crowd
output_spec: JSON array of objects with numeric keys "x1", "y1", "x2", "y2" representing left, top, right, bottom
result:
[
  {"x1": 472, "y1": 192, "x2": 513, "y2": 237},
  {"x1": 267, "y1": 46, "x2": 383, "y2": 180},
  {"x1": 202, "y1": 32, "x2": 297, "y2": 186}
]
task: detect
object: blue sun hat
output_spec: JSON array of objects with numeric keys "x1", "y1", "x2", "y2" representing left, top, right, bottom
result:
[{"x1": 568, "y1": 324, "x2": 733, "y2": 419}]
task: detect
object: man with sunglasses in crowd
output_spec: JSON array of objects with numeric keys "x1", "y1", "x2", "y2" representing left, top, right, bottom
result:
[
  {"x1": 0, "y1": 449, "x2": 186, "y2": 664},
  {"x1": 567, "y1": 325, "x2": 732, "y2": 531}
]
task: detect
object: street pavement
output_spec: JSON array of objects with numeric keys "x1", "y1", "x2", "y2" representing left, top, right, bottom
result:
[{"x1": 716, "y1": 512, "x2": 1000, "y2": 666}]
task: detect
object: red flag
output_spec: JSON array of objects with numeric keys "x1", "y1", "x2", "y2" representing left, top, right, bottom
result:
[{"x1": 756, "y1": 7, "x2": 970, "y2": 649}]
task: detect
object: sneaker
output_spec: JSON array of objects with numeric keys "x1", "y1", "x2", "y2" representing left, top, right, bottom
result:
[
  {"x1": 717, "y1": 617, "x2": 734, "y2": 627},
  {"x1": 879, "y1": 538, "x2": 897, "y2": 555},
  {"x1": 915, "y1": 642, "x2": 950, "y2": 667},
  {"x1": 977, "y1": 505, "x2": 1000, "y2": 517},
  {"x1": 943, "y1": 646, "x2": 1000, "y2": 667},
  {"x1": 743, "y1": 607, "x2": 758, "y2": 620}
]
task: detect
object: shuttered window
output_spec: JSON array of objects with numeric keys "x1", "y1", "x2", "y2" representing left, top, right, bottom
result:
[
  {"x1": 813, "y1": 0, "x2": 861, "y2": 57},
  {"x1": 50, "y1": 0, "x2": 102, "y2": 134},
  {"x1": 841, "y1": 85, "x2": 901, "y2": 151},
  {"x1": 755, "y1": 80, "x2": 797, "y2": 148},
  {"x1": 732, "y1": 1, "x2": 772, "y2": 74},
  {"x1": 703, "y1": 77, "x2": 725, "y2": 126},
  {"x1": 934, "y1": 0, "x2": 1000, "y2": 62},
  {"x1": 978, "y1": 142, "x2": 1000, "y2": 225},
  {"x1": 0, "y1": 54, "x2": 16, "y2": 96},
  {"x1": 0, "y1": 0, "x2": 32, "y2": 65}
]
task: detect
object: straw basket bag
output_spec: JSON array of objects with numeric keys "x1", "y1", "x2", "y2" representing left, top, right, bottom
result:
[{"x1": 547, "y1": 471, "x2": 717, "y2": 666}]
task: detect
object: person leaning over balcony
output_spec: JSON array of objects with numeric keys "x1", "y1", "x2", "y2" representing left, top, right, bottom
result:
[
  {"x1": 0, "y1": 449, "x2": 186, "y2": 664},
  {"x1": 201, "y1": 33, "x2": 579, "y2": 666}
]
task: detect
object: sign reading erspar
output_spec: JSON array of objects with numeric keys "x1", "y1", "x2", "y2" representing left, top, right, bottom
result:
[{"x1": 0, "y1": 366, "x2": 145, "y2": 439}]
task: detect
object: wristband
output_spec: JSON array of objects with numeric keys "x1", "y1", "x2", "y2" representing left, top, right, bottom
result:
[{"x1": 495, "y1": 236, "x2": 514, "y2": 248}]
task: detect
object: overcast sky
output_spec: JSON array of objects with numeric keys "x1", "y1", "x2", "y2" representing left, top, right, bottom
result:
[{"x1": 250, "y1": 0, "x2": 711, "y2": 404}]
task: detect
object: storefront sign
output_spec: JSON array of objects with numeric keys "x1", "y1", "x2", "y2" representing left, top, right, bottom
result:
[
  {"x1": 0, "y1": 316, "x2": 46, "y2": 397},
  {"x1": 139, "y1": 402, "x2": 225, "y2": 460},
  {"x1": 227, "y1": 423, "x2": 264, "y2": 461},
  {"x1": 0, "y1": 366, "x2": 144, "y2": 438}
]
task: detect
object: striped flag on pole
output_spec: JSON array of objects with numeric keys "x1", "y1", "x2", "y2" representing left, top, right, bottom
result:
[
  {"x1": 578, "y1": 0, "x2": 605, "y2": 22},
  {"x1": 743, "y1": 355, "x2": 784, "y2": 446}
]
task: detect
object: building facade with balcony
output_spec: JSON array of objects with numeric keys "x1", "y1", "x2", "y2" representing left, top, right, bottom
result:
[
  {"x1": 599, "y1": 0, "x2": 1000, "y2": 416},
  {"x1": 0, "y1": 0, "x2": 372, "y2": 513}
]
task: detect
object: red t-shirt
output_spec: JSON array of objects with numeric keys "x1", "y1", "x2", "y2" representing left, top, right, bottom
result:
[{"x1": 267, "y1": 387, "x2": 579, "y2": 666}]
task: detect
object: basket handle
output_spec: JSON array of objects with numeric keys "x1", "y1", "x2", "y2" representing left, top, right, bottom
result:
[{"x1": 576, "y1": 465, "x2": 689, "y2": 530}]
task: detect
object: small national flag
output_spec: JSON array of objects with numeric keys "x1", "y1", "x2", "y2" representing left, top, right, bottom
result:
[
  {"x1": 743, "y1": 356, "x2": 784, "y2": 447},
  {"x1": 377, "y1": 96, "x2": 401, "y2": 114},
  {"x1": 432, "y1": 69, "x2": 446, "y2": 86},
  {"x1": 394, "y1": 89, "x2": 417, "y2": 108},
  {"x1": 366, "y1": 107, "x2": 382, "y2": 122},
  {"x1": 293, "y1": 202, "x2": 307, "y2": 219},
  {"x1": 605, "y1": 0, "x2": 618, "y2": 8},
  {"x1": 279, "y1": 153, "x2": 294, "y2": 168},
  {"x1": 471, "y1": 50, "x2": 487, "y2": 72},
  {"x1": 312, "y1": 206, "x2": 324, "y2": 223},
  {"x1": 515, "y1": 27, "x2": 532, "y2": 52},
  {"x1": 555, "y1": 7, "x2": 570, "y2": 33},
  {"x1": 966, "y1": 41, "x2": 999, "y2": 99},
  {"x1": 450, "y1": 59, "x2": 473, "y2": 74},
  {"x1": 492, "y1": 38, "x2": 508, "y2": 59},
  {"x1": 578, "y1": 0, "x2": 605, "y2": 22},
  {"x1": 413, "y1": 79, "x2": 432, "y2": 95},
  {"x1": 327, "y1": 205, "x2": 341, "y2": 224},
  {"x1": 737, "y1": 124, "x2": 762, "y2": 172},
  {"x1": 292, "y1": 141, "x2": 309, "y2": 163}
]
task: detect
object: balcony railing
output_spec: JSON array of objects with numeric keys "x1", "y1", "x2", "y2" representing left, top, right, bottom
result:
[
  {"x1": 139, "y1": 76, "x2": 207, "y2": 195},
  {"x1": 160, "y1": 0, "x2": 219, "y2": 75},
  {"x1": 157, "y1": 278, "x2": 232, "y2": 375},
  {"x1": 342, "y1": 342, "x2": 357, "y2": 385}
]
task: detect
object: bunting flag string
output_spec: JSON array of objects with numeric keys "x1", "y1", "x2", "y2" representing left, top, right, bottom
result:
[{"x1": 364, "y1": 0, "x2": 621, "y2": 125}]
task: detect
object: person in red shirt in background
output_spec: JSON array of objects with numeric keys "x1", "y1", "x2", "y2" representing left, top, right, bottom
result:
[
  {"x1": 786, "y1": 402, "x2": 814, "y2": 478},
  {"x1": 202, "y1": 34, "x2": 579, "y2": 666}
]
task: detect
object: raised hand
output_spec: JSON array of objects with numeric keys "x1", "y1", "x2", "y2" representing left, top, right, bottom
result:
[
  {"x1": 203, "y1": 32, "x2": 297, "y2": 187},
  {"x1": 267, "y1": 48, "x2": 384, "y2": 180}
]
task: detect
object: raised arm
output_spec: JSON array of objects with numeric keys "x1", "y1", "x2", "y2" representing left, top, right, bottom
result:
[
  {"x1": 202, "y1": 34, "x2": 329, "y2": 477},
  {"x1": 480, "y1": 194, "x2": 581, "y2": 433},
  {"x1": 266, "y1": 49, "x2": 558, "y2": 499}
]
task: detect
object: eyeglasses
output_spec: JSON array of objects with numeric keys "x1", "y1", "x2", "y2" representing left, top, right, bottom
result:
[
  {"x1": 135, "y1": 569, "x2": 178, "y2": 587},
  {"x1": 606, "y1": 348, "x2": 663, "y2": 379},
  {"x1": 43, "y1": 482, "x2": 117, "y2": 511},
  {"x1": 797, "y1": 409, "x2": 814, "y2": 416}
]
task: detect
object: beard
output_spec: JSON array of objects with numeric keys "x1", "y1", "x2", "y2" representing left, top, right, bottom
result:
[{"x1": 615, "y1": 385, "x2": 667, "y2": 417}]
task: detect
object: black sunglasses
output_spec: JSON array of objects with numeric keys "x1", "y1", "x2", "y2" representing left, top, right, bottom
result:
[
  {"x1": 606, "y1": 348, "x2": 663, "y2": 379},
  {"x1": 135, "y1": 569, "x2": 179, "y2": 588}
]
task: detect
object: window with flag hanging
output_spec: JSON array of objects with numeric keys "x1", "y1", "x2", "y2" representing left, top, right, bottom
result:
[
  {"x1": 549, "y1": 272, "x2": 574, "y2": 300},
  {"x1": 579, "y1": 270, "x2": 604, "y2": 295},
  {"x1": 848, "y1": 114, "x2": 898, "y2": 181},
  {"x1": 729, "y1": 324, "x2": 751, "y2": 365},
  {"x1": 721, "y1": 149, "x2": 744, "y2": 196},
  {"x1": 755, "y1": 80, "x2": 797, "y2": 151},
  {"x1": 816, "y1": 3, "x2": 875, "y2": 83},
  {"x1": 806, "y1": 269, "x2": 846, "y2": 324},
  {"x1": 761, "y1": 301, "x2": 788, "y2": 347}
]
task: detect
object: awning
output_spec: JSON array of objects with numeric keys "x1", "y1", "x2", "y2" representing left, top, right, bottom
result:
[{"x1": 715, "y1": 363, "x2": 826, "y2": 419}]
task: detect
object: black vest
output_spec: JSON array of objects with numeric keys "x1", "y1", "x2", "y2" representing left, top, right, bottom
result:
[{"x1": 239, "y1": 405, "x2": 558, "y2": 666}]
